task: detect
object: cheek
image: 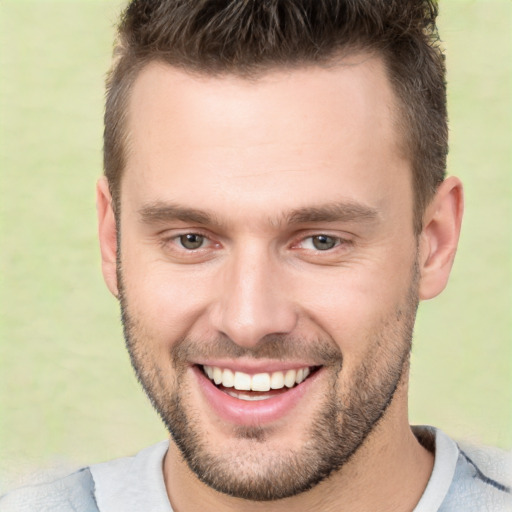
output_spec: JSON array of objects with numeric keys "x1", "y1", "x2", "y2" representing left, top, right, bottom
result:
[
  {"x1": 120, "y1": 251, "x2": 215, "y2": 344},
  {"x1": 292, "y1": 261, "x2": 415, "y2": 356}
]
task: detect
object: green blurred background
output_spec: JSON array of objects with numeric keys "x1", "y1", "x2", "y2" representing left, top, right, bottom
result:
[{"x1": 0, "y1": 0, "x2": 510, "y2": 492}]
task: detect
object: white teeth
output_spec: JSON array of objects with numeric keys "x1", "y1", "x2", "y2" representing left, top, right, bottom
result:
[
  {"x1": 222, "y1": 368, "x2": 234, "y2": 388},
  {"x1": 234, "y1": 371, "x2": 251, "y2": 391},
  {"x1": 270, "y1": 371, "x2": 285, "y2": 389},
  {"x1": 251, "y1": 373, "x2": 271, "y2": 392},
  {"x1": 213, "y1": 367, "x2": 223, "y2": 385},
  {"x1": 284, "y1": 369, "x2": 296, "y2": 388},
  {"x1": 226, "y1": 390, "x2": 272, "y2": 401},
  {"x1": 203, "y1": 365, "x2": 312, "y2": 392}
]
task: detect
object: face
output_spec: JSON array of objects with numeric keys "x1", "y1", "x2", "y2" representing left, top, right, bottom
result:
[{"x1": 114, "y1": 57, "x2": 420, "y2": 500}]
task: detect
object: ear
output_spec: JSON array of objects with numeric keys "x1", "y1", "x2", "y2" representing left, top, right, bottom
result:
[
  {"x1": 418, "y1": 176, "x2": 464, "y2": 300},
  {"x1": 96, "y1": 177, "x2": 119, "y2": 298}
]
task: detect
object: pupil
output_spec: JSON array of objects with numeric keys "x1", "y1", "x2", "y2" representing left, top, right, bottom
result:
[
  {"x1": 181, "y1": 234, "x2": 204, "y2": 249},
  {"x1": 313, "y1": 235, "x2": 335, "y2": 250}
]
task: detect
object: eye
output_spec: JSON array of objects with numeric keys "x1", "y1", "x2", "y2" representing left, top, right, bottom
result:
[
  {"x1": 302, "y1": 234, "x2": 340, "y2": 251},
  {"x1": 178, "y1": 233, "x2": 206, "y2": 250}
]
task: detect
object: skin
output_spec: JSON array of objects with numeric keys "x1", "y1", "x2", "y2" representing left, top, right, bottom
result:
[{"x1": 97, "y1": 54, "x2": 463, "y2": 511}]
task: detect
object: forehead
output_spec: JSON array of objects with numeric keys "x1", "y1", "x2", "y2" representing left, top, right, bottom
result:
[{"x1": 122, "y1": 56, "x2": 410, "y2": 222}]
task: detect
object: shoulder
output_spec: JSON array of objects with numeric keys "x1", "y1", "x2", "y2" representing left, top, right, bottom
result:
[
  {"x1": 457, "y1": 440, "x2": 511, "y2": 488},
  {"x1": 413, "y1": 426, "x2": 511, "y2": 512},
  {"x1": 443, "y1": 440, "x2": 512, "y2": 511},
  {"x1": 0, "y1": 467, "x2": 99, "y2": 512},
  {"x1": 89, "y1": 440, "x2": 172, "y2": 512},
  {"x1": 0, "y1": 441, "x2": 171, "y2": 512}
]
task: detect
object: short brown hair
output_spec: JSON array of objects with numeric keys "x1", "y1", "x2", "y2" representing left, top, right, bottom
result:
[{"x1": 104, "y1": 0, "x2": 447, "y2": 233}]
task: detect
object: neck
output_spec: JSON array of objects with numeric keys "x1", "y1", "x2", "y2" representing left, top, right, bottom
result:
[{"x1": 163, "y1": 381, "x2": 434, "y2": 512}]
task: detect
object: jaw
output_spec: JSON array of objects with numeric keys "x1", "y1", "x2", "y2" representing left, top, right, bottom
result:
[{"x1": 162, "y1": 365, "x2": 420, "y2": 510}]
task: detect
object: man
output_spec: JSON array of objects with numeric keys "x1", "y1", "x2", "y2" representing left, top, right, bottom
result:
[{"x1": 2, "y1": 0, "x2": 510, "y2": 511}]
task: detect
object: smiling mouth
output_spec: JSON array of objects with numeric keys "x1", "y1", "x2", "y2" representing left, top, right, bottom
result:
[{"x1": 201, "y1": 365, "x2": 320, "y2": 401}]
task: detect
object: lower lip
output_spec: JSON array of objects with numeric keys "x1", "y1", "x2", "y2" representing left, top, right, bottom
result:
[{"x1": 192, "y1": 365, "x2": 322, "y2": 426}]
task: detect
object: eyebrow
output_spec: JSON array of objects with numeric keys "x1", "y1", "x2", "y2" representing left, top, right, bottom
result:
[
  {"x1": 284, "y1": 202, "x2": 379, "y2": 225},
  {"x1": 138, "y1": 201, "x2": 379, "y2": 228},
  {"x1": 139, "y1": 203, "x2": 220, "y2": 226}
]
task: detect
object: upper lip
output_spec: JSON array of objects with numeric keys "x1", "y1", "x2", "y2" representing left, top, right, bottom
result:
[{"x1": 193, "y1": 359, "x2": 320, "y2": 374}]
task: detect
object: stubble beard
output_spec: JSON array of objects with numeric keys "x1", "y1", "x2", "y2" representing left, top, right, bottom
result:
[{"x1": 117, "y1": 263, "x2": 419, "y2": 501}]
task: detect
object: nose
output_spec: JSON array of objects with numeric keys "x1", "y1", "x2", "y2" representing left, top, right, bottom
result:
[{"x1": 210, "y1": 244, "x2": 298, "y2": 348}]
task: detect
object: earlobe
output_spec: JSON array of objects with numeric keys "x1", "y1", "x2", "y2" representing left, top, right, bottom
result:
[
  {"x1": 96, "y1": 177, "x2": 119, "y2": 298},
  {"x1": 418, "y1": 176, "x2": 464, "y2": 300}
]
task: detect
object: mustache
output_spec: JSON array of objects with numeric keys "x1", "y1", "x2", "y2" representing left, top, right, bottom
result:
[{"x1": 170, "y1": 333, "x2": 343, "y2": 367}]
